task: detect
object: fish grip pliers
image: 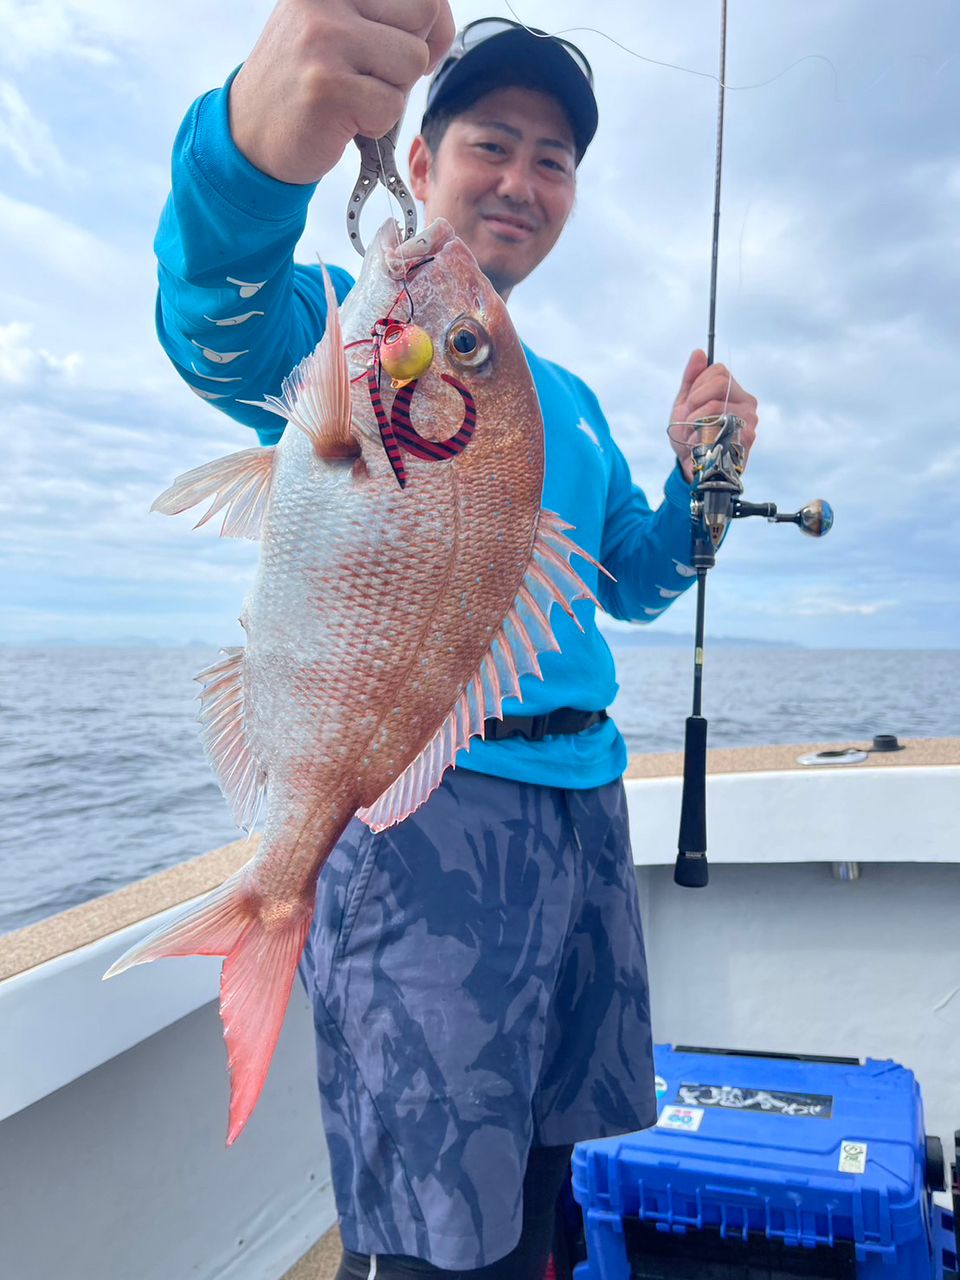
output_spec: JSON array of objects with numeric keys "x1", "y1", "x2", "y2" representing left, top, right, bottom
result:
[{"x1": 347, "y1": 123, "x2": 418, "y2": 256}]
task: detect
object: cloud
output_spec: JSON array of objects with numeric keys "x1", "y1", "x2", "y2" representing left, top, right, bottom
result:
[
  {"x1": 2, "y1": 375, "x2": 259, "y2": 644},
  {"x1": 1, "y1": 1, "x2": 199, "y2": 51},
  {"x1": 789, "y1": 597, "x2": 894, "y2": 619},
  {"x1": 925, "y1": 447, "x2": 960, "y2": 481},
  {"x1": 0, "y1": 191, "x2": 127, "y2": 288},
  {"x1": 0, "y1": 1, "x2": 121, "y2": 70},
  {"x1": 0, "y1": 321, "x2": 81, "y2": 387},
  {"x1": 0, "y1": 2, "x2": 265, "y2": 85},
  {"x1": 1, "y1": 0, "x2": 958, "y2": 649},
  {"x1": 0, "y1": 80, "x2": 75, "y2": 181}
]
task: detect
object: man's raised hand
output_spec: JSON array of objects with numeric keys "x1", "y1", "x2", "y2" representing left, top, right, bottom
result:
[
  {"x1": 229, "y1": 0, "x2": 456, "y2": 185},
  {"x1": 669, "y1": 349, "x2": 759, "y2": 483}
]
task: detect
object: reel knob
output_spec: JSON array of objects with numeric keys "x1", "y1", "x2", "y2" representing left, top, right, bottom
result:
[{"x1": 798, "y1": 499, "x2": 833, "y2": 537}]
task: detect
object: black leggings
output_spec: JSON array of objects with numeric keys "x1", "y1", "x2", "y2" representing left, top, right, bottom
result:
[{"x1": 334, "y1": 1143, "x2": 574, "y2": 1279}]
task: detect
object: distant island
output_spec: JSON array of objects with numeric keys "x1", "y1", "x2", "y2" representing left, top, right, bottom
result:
[
  {"x1": 5, "y1": 636, "x2": 223, "y2": 649},
  {"x1": 8, "y1": 631, "x2": 801, "y2": 651},
  {"x1": 5, "y1": 634, "x2": 957, "y2": 653},
  {"x1": 600, "y1": 628, "x2": 802, "y2": 650}
]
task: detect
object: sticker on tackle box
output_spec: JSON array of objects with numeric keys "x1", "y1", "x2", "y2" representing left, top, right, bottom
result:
[
  {"x1": 677, "y1": 1082, "x2": 834, "y2": 1119},
  {"x1": 657, "y1": 1105, "x2": 704, "y2": 1133},
  {"x1": 839, "y1": 1141, "x2": 868, "y2": 1174}
]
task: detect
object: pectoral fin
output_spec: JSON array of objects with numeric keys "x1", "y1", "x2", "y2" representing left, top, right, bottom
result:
[{"x1": 151, "y1": 447, "x2": 276, "y2": 539}]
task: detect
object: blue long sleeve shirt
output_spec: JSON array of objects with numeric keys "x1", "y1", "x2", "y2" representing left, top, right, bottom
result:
[{"x1": 154, "y1": 70, "x2": 699, "y2": 790}]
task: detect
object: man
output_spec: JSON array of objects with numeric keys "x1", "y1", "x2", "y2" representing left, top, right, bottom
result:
[{"x1": 155, "y1": 4, "x2": 758, "y2": 1277}]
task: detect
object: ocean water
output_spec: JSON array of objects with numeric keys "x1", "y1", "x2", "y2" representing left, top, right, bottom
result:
[{"x1": 0, "y1": 644, "x2": 957, "y2": 937}]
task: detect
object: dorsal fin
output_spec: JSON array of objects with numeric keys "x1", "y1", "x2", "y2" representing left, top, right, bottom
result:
[
  {"x1": 356, "y1": 510, "x2": 609, "y2": 832},
  {"x1": 242, "y1": 264, "x2": 358, "y2": 459}
]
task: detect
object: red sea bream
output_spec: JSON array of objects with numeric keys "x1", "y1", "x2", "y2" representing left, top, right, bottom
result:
[{"x1": 104, "y1": 218, "x2": 604, "y2": 1143}]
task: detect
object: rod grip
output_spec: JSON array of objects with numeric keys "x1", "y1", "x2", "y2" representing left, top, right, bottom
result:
[{"x1": 675, "y1": 714, "x2": 709, "y2": 888}]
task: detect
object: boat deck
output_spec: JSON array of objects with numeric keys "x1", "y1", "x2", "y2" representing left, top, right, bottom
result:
[{"x1": 282, "y1": 1226, "x2": 341, "y2": 1279}]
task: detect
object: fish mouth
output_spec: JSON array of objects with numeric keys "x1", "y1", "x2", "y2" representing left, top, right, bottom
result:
[
  {"x1": 381, "y1": 218, "x2": 457, "y2": 279},
  {"x1": 372, "y1": 218, "x2": 509, "y2": 361}
]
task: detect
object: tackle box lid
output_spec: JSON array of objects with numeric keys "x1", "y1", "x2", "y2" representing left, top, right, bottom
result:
[{"x1": 573, "y1": 1045, "x2": 932, "y2": 1259}]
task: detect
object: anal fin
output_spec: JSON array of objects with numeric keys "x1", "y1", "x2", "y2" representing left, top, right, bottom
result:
[{"x1": 196, "y1": 647, "x2": 266, "y2": 832}]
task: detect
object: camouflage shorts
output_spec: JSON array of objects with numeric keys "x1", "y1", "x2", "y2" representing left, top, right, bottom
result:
[{"x1": 299, "y1": 767, "x2": 656, "y2": 1270}]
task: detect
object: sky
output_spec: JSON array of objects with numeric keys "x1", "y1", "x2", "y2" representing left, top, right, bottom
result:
[{"x1": 1, "y1": 0, "x2": 958, "y2": 649}]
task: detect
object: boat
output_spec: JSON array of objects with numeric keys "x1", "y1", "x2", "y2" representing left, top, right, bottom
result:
[{"x1": 2, "y1": 736, "x2": 958, "y2": 1279}]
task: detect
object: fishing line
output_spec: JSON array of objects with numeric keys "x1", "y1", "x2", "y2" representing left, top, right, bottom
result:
[
  {"x1": 373, "y1": 133, "x2": 405, "y2": 254},
  {"x1": 705, "y1": 0, "x2": 728, "y2": 367},
  {"x1": 502, "y1": 0, "x2": 841, "y2": 98}
]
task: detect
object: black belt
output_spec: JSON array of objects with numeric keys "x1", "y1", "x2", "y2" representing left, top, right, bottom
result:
[{"x1": 483, "y1": 708, "x2": 608, "y2": 742}]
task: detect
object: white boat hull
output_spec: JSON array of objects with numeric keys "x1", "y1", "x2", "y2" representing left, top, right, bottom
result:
[{"x1": 1, "y1": 746, "x2": 957, "y2": 1278}]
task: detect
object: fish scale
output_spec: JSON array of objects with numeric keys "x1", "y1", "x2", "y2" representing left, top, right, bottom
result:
[{"x1": 103, "y1": 217, "x2": 606, "y2": 1145}]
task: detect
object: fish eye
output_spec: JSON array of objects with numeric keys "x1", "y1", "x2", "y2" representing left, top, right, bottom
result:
[{"x1": 446, "y1": 317, "x2": 491, "y2": 369}]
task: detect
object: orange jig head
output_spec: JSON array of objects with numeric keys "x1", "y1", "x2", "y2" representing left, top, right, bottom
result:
[{"x1": 380, "y1": 323, "x2": 434, "y2": 389}]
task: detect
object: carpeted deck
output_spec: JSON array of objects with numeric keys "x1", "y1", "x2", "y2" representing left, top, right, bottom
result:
[{"x1": 282, "y1": 1225, "x2": 342, "y2": 1279}]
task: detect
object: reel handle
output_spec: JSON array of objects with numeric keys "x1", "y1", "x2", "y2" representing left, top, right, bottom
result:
[{"x1": 734, "y1": 497, "x2": 834, "y2": 536}]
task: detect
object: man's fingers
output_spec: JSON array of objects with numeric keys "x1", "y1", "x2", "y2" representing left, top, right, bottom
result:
[
  {"x1": 686, "y1": 392, "x2": 756, "y2": 420},
  {"x1": 676, "y1": 349, "x2": 707, "y2": 403},
  {"x1": 685, "y1": 398, "x2": 736, "y2": 423},
  {"x1": 228, "y1": 0, "x2": 454, "y2": 185},
  {"x1": 686, "y1": 363, "x2": 734, "y2": 404},
  {"x1": 351, "y1": 22, "x2": 432, "y2": 90},
  {"x1": 348, "y1": 75, "x2": 408, "y2": 139},
  {"x1": 358, "y1": 0, "x2": 448, "y2": 40},
  {"x1": 347, "y1": 1, "x2": 454, "y2": 100},
  {"x1": 670, "y1": 347, "x2": 759, "y2": 468},
  {"x1": 425, "y1": 3, "x2": 456, "y2": 72}
]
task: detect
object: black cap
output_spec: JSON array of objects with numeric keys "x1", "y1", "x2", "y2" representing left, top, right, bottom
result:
[{"x1": 423, "y1": 21, "x2": 598, "y2": 162}]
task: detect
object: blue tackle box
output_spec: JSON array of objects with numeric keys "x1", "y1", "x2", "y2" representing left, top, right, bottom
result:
[{"x1": 571, "y1": 1045, "x2": 959, "y2": 1279}]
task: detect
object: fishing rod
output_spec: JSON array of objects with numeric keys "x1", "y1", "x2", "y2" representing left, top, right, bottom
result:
[{"x1": 672, "y1": 0, "x2": 834, "y2": 889}]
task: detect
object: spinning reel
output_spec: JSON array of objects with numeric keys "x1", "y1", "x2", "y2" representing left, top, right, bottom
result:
[{"x1": 673, "y1": 415, "x2": 833, "y2": 888}]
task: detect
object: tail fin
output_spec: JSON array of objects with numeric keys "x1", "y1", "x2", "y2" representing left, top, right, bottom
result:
[{"x1": 104, "y1": 874, "x2": 313, "y2": 1145}]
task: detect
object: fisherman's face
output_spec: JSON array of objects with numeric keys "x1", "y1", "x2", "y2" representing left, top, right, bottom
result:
[{"x1": 409, "y1": 86, "x2": 578, "y2": 299}]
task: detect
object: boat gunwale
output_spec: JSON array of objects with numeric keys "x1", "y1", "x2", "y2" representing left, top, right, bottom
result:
[{"x1": 2, "y1": 737, "x2": 957, "y2": 984}]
